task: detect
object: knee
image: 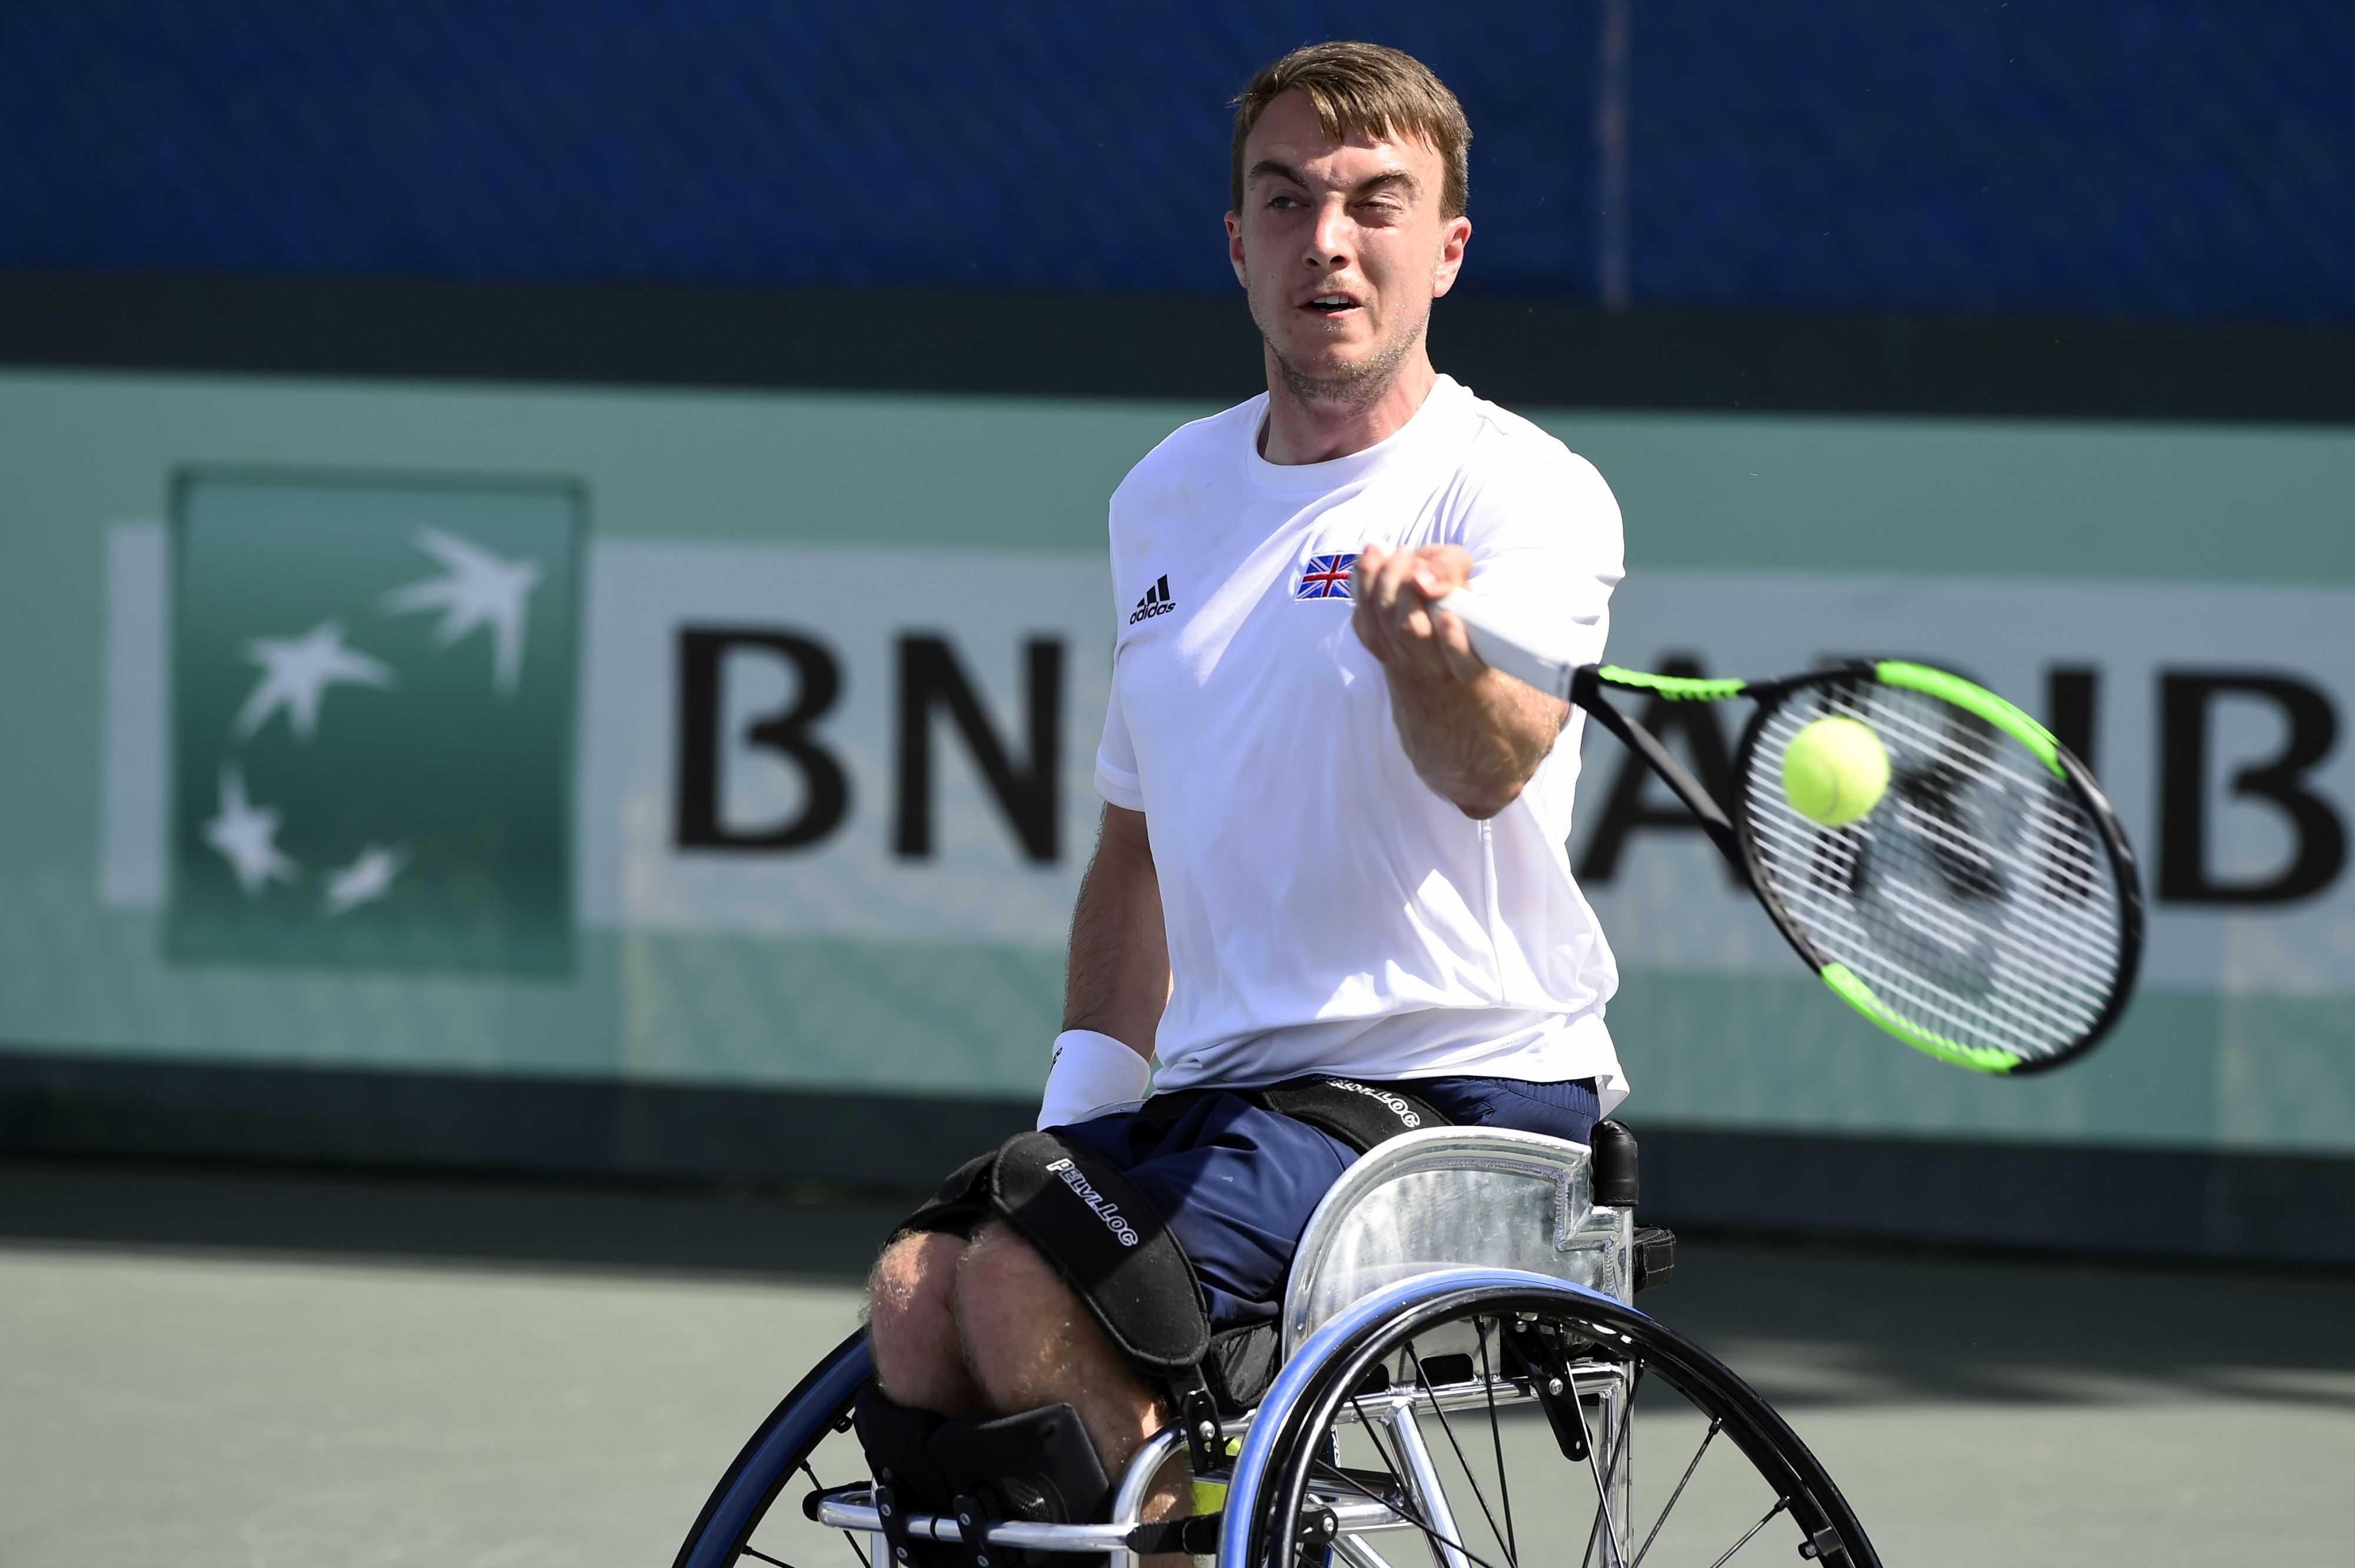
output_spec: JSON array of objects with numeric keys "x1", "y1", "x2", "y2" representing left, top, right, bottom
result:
[
  {"x1": 956, "y1": 1223, "x2": 1071, "y2": 1321},
  {"x1": 957, "y1": 1224, "x2": 1163, "y2": 1455},
  {"x1": 954, "y1": 1223, "x2": 1097, "y2": 1370},
  {"x1": 868, "y1": 1230, "x2": 964, "y2": 1350}
]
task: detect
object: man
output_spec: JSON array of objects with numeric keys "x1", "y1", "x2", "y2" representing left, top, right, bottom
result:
[{"x1": 861, "y1": 39, "x2": 1626, "y2": 1529}]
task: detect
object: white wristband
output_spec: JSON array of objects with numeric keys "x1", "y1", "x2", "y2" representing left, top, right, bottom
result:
[{"x1": 1038, "y1": 1029, "x2": 1153, "y2": 1130}]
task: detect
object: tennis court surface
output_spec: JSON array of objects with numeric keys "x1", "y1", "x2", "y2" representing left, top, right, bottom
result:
[{"x1": 4, "y1": 1158, "x2": 2349, "y2": 1567}]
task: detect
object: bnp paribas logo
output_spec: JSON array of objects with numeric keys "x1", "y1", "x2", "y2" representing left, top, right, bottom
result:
[{"x1": 167, "y1": 470, "x2": 582, "y2": 975}]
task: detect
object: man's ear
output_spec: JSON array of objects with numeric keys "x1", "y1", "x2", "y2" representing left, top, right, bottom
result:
[
  {"x1": 1432, "y1": 213, "x2": 1472, "y2": 298},
  {"x1": 1225, "y1": 210, "x2": 1248, "y2": 287}
]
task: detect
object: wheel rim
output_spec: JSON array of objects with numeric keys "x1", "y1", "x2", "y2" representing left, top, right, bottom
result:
[
  {"x1": 1251, "y1": 1284, "x2": 1878, "y2": 1568},
  {"x1": 674, "y1": 1330, "x2": 873, "y2": 1568}
]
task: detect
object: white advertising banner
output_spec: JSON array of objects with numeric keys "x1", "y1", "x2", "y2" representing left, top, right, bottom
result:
[
  {"x1": 107, "y1": 536, "x2": 2353, "y2": 998},
  {"x1": 34, "y1": 373, "x2": 2354, "y2": 1145},
  {"x1": 576, "y1": 541, "x2": 1112, "y2": 944}
]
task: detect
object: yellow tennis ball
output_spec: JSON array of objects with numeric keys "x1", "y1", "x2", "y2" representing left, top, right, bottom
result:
[{"x1": 1780, "y1": 715, "x2": 1890, "y2": 827}]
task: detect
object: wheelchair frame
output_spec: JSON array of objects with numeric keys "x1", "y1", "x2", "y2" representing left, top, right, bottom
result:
[{"x1": 675, "y1": 1127, "x2": 1879, "y2": 1568}]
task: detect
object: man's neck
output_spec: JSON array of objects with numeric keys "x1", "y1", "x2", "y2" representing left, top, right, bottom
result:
[{"x1": 1257, "y1": 344, "x2": 1439, "y2": 466}]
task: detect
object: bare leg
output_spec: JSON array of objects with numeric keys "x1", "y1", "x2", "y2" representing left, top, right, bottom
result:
[
  {"x1": 868, "y1": 1230, "x2": 989, "y2": 1417},
  {"x1": 954, "y1": 1222, "x2": 1186, "y2": 1513}
]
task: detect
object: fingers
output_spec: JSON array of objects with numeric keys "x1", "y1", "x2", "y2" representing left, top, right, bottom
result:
[
  {"x1": 1352, "y1": 546, "x2": 1427, "y2": 672},
  {"x1": 1432, "y1": 605, "x2": 1488, "y2": 682},
  {"x1": 1408, "y1": 544, "x2": 1474, "y2": 603},
  {"x1": 1351, "y1": 543, "x2": 1479, "y2": 682},
  {"x1": 1351, "y1": 545, "x2": 1419, "y2": 669}
]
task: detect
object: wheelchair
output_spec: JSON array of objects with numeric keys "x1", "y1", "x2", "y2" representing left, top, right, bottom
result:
[{"x1": 674, "y1": 1124, "x2": 1879, "y2": 1568}]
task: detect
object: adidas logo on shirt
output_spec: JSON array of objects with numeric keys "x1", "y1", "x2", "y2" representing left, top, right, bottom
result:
[{"x1": 1127, "y1": 574, "x2": 1175, "y2": 625}]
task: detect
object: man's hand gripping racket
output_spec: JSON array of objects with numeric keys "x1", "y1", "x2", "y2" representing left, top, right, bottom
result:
[{"x1": 1436, "y1": 589, "x2": 2144, "y2": 1075}]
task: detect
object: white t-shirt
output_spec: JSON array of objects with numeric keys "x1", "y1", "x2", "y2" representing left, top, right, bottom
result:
[{"x1": 1095, "y1": 375, "x2": 1628, "y2": 1110}]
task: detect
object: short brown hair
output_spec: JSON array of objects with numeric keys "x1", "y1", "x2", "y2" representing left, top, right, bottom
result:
[{"x1": 1230, "y1": 42, "x2": 1472, "y2": 218}]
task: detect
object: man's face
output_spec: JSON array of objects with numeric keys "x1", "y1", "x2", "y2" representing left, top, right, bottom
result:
[{"x1": 1227, "y1": 91, "x2": 1470, "y2": 402}]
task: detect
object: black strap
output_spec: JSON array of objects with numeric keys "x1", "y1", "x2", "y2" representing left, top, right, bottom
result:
[
  {"x1": 1251, "y1": 1075, "x2": 1450, "y2": 1151},
  {"x1": 947, "y1": 1494, "x2": 990, "y2": 1568},
  {"x1": 1137, "y1": 1073, "x2": 1452, "y2": 1153},
  {"x1": 1125, "y1": 1515, "x2": 1227, "y2": 1555},
  {"x1": 872, "y1": 1480, "x2": 916, "y2": 1566},
  {"x1": 898, "y1": 1080, "x2": 1452, "y2": 1483},
  {"x1": 1167, "y1": 1360, "x2": 1226, "y2": 1473},
  {"x1": 987, "y1": 1131, "x2": 1212, "y2": 1372}
]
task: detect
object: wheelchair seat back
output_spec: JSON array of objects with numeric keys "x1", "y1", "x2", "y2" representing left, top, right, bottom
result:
[{"x1": 1279, "y1": 1126, "x2": 1635, "y2": 1358}]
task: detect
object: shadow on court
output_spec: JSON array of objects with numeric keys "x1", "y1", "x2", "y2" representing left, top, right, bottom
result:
[
  {"x1": 0, "y1": 1156, "x2": 916, "y2": 1280},
  {"x1": 1647, "y1": 1235, "x2": 2355, "y2": 1412},
  {"x1": 9, "y1": 1152, "x2": 2354, "y2": 1414}
]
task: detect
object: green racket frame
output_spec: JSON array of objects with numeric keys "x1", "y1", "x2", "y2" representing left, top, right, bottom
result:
[{"x1": 1571, "y1": 660, "x2": 2145, "y2": 1075}]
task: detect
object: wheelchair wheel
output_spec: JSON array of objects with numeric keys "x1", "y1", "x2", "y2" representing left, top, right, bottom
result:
[
  {"x1": 1238, "y1": 1276, "x2": 1879, "y2": 1568},
  {"x1": 673, "y1": 1328, "x2": 875, "y2": 1568}
]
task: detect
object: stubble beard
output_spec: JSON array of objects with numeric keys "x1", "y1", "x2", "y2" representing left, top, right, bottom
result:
[{"x1": 1256, "y1": 295, "x2": 1429, "y2": 417}]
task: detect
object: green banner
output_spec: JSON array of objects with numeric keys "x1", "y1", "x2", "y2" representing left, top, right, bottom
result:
[{"x1": 168, "y1": 471, "x2": 580, "y2": 974}]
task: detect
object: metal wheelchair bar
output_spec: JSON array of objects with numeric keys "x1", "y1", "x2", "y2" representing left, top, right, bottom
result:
[
  {"x1": 1111, "y1": 1424, "x2": 1187, "y2": 1568},
  {"x1": 1379, "y1": 1391, "x2": 1472, "y2": 1568},
  {"x1": 1322, "y1": 1364, "x2": 1625, "y2": 1423},
  {"x1": 812, "y1": 1486, "x2": 1400, "y2": 1554},
  {"x1": 1220, "y1": 1268, "x2": 1651, "y2": 1568},
  {"x1": 1333, "y1": 1530, "x2": 1407, "y2": 1568}
]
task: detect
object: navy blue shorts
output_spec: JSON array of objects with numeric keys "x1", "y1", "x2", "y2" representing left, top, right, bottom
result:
[{"x1": 1051, "y1": 1075, "x2": 1600, "y2": 1334}]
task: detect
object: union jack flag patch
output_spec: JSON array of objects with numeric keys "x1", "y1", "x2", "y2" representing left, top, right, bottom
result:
[{"x1": 1294, "y1": 552, "x2": 1358, "y2": 600}]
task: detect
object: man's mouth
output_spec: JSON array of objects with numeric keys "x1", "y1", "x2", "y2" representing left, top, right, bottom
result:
[{"x1": 1301, "y1": 293, "x2": 1361, "y2": 316}]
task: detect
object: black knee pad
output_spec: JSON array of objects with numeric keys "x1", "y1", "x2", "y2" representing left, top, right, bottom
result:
[
  {"x1": 985, "y1": 1131, "x2": 1211, "y2": 1375},
  {"x1": 931, "y1": 1403, "x2": 1112, "y2": 1536}
]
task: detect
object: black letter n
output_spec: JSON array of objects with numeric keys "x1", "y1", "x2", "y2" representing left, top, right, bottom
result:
[{"x1": 895, "y1": 635, "x2": 1063, "y2": 863}]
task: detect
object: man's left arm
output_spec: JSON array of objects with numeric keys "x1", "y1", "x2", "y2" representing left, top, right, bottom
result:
[{"x1": 1352, "y1": 542, "x2": 1568, "y2": 819}]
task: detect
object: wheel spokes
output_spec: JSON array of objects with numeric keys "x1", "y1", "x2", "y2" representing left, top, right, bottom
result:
[
  {"x1": 1336, "y1": 1325, "x2": 1819, "y2": 1568},
  {"x1": 1334, "y1": 1395, "x2": 1514, "y2": 1568},
  {"x1": 1403, "y1": 1340, "x2": 1517, "y2": 1568},
  {"x1": 1702, "y1": 1497, "x2": 1790, "y2": 1568},
  {"x1": 1475, "y1": 1320, "x2": 1518, "y2": 1568},
  {"x1": 1628, "y1": 1417, "x2": 1720, "y2": 1568},
  {"x1": 801, "y1": 1460, "x2": 871, "y2": 1568},
  {"x1": 1566, "y1": 1369, "x2": 1631, "y2": 1568}
]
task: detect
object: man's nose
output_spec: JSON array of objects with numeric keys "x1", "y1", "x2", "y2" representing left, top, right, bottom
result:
[{"x1": 1306, "y1": 198, "x2": 1353, "y2": 267}]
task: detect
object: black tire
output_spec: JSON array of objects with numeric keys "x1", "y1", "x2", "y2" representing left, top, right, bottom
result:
[
  {"x1": 1245, "y1": 1281, "x2": 1879, "y2": 1568},
  {"x1": 673, "y1": 1330, "x2": 872, "y2": 1568}
]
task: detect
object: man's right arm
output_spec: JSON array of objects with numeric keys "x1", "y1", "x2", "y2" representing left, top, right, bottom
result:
[{"x1": 1062, "y1": 804, "x2": 1169, "y2": 1055}]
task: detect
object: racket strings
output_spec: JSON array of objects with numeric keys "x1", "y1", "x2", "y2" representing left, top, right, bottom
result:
[
  {"x1": 1754, "y1": 811, "x2": 2110, "y2": 1059},
  {"x1": 1743, "y1": 681, "x2": 2128, "y2": 1065},
  {"x1": 1765, "y1": 692, "x2": 2122, "y2": 1052},
  {"x1": 1763, "y1": 765, "x2": 2120, "y2": 1040},
  {"x1": 1754, "y1": 810, "x2": 2111, "y2": 1055}
]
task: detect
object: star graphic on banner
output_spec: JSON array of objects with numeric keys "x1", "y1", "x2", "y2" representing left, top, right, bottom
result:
[
  {"x1": 383, "y1": 528, "x2": 542, "y2": 693},
  {"x1": 323, "y1": 844, "x2": 409, "y2": 916},
  {"x1": 231, "y1": 621, "x2": 396, "y2": 743},
  {"x1": 203, "y1": 767, "x2": 298, "y2": 894}
]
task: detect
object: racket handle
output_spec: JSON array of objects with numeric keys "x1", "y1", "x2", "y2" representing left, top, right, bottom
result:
[
  {"x1": 1438, "y1": 587, "x2": 1752, "y2": 885},
  {"x1": 1431, "y1": 589, "x2": 1580, "y2": 702}
]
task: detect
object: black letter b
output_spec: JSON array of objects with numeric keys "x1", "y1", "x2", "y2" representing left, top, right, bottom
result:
[
  {"x1": 2158, "y1": 670, "x2": 2346, "y2": 904},
  {"x1": 675, "y1": 628, "x2": 850, "y2": 850}
]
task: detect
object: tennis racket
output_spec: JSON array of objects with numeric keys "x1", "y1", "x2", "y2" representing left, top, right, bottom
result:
[{"x1": 1435, "y1": 589, "x2": 2144, "y2": 1075}]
